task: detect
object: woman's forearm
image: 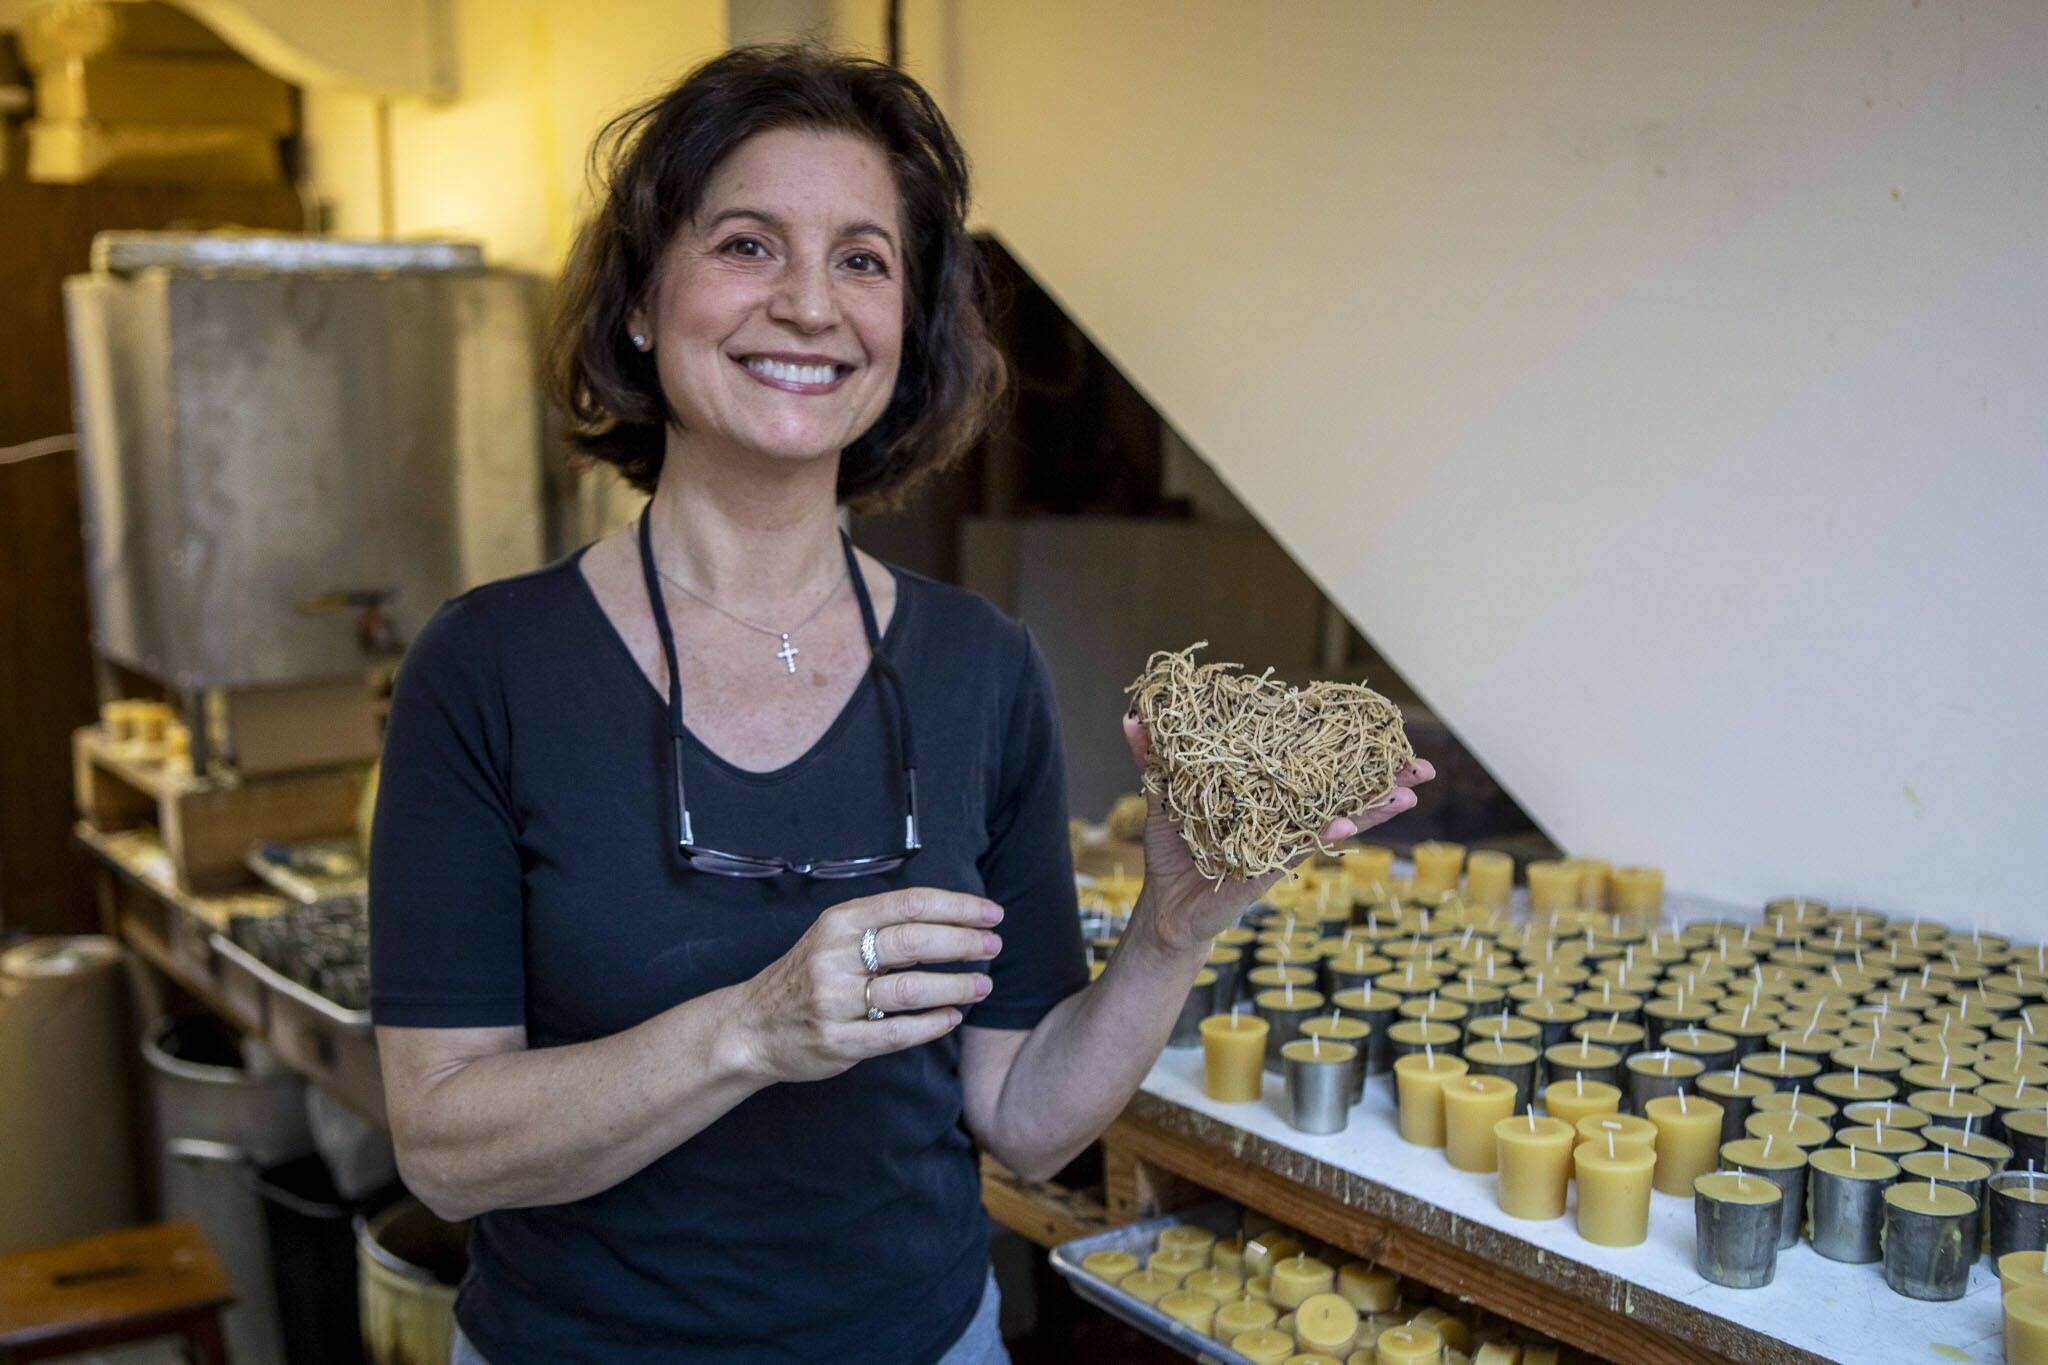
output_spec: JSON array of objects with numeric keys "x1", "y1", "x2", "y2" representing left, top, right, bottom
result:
[
  {"x1": 387, "y1": 985, "x2": 768, "y2": 1221},
  {"x1": 975, "y1": 907, "x2": 1208, "y2": 1181}
]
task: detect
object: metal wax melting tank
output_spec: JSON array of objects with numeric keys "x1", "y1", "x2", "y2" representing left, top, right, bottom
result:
[{"x1": 64, "y1": 233, "x2": 545, "y2": 693}]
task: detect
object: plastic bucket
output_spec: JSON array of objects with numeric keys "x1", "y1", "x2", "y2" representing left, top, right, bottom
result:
[
  {"x1": 255, "y1": 1154, "x2": 365, "y2": 1364},
  {"x1": 356, "y1": 1195, "x2": 469, "y2": 1365},
  {"x1": 144, "y1": 1013, "x2": 313, "y2": 1364},
  {"x1": 142, "y1": 1013, "x2": 313, "y2": 1168}
]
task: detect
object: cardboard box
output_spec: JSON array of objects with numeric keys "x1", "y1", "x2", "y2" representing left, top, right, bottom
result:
[{"x1": 0, "y1": 937, "x2": 141, "y2": 1253}]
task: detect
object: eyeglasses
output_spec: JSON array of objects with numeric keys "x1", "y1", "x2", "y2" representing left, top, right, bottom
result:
[{"x1": 638, "y1": 506, "x2": 920, "y2": 879}]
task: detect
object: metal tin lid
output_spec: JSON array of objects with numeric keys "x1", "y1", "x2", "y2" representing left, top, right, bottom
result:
[
  {"x1": 0, "y1": 935, "x2": 122, "y2": 979},
  {"x1": 92, "y1": 231, "x2": 484, "y2": 276}
]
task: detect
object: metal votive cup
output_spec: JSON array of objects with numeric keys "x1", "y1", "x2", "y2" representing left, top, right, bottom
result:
[
  {"x1": 1725, "y1": 1148, "x2": 1809, "y2": 1251},
  {"x1": 1282, "y1": 1039, "x2": 1356, "y2": 1135},
  {"x1": 1256, "y1": 988, "x2": 1325, "y2": 1073},
  {"x1": 1331, "y1": 989, "x2": 1401, "y2": 1077},
  {"x1": 1808, "y1": 1148, "x2": 1898, "y2": 1263},
  {"x1": 1693, "y1": 1171, "x2": 1782, "y2": 1288},
  {"x1": 1300, "y1": 1017, "x2": 1369, "y2": 1106},
  {"x1": 1544, "y1": 1042, "x2": 1621, "y2": 1092},
  {"x1": 1168, "y1": 968, "x2": 1221, "y2": 1048},
  {"x1": 1625, "y1": 1052, "x2": 1698, "y2": 1116},
  {"x1": 1882, "y1": 1182, "x2": 1978, "y2": 1300},
  {"x1": 1464, "y1": 1042, "x2": 1541, "y2": 1116},
  {"x1": 1989, "y1": 1169, "x2": 2048, "y2": 1260}
]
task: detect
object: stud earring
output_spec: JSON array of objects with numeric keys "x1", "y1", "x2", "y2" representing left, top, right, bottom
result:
[{"x1": 630, "y1": 332, "x2": 649, "y2": 351}]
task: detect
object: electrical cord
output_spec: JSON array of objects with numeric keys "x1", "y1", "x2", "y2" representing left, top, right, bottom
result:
[{"x1": 0, "y1": 434, "x2": 77, "y2": 466}]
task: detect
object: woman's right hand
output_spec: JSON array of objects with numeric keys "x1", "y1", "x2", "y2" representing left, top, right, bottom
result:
[{"x1": 733, "y1": 889, "x2": 1005, "y2": 1085}]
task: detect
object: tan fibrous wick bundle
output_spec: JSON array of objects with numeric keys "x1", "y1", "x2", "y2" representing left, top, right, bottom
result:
[{"x1": 1125, "y1": 642, "x2": 1413, "y2": 882}]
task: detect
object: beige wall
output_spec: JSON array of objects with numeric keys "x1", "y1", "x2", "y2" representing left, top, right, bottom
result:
[
  {"x1": 935, "y1": 1, "x2": 2048, "y2": 928},
  {"x1": 300, "y1": 0, "x2": 724, "y2": 272}
]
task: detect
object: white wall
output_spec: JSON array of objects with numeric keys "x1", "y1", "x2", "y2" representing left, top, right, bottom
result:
[
  {"x1": 299, "y1": 0, "x2": 724, "y2": 271},
  {"x1": 938, "y1": 1, "x2": 2048, "y2": 932}
]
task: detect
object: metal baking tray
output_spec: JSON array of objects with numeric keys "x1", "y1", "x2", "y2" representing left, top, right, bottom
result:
[
  {"x1": 1048, "y1": 1201, "x2": 1258, "y2": 1365},
  {"x1": 208, "y1": 930, "x2": 371, "y2": 1031}
]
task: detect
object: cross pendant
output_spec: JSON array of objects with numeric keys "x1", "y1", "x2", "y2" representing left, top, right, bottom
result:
[{"x1": 776, "y1": 634, "x2": 799, "y2": 673}]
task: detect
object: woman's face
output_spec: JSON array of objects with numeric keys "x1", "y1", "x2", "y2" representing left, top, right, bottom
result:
[{"x1": 632, "y1": 127, "x2": 906, "y2": 473}]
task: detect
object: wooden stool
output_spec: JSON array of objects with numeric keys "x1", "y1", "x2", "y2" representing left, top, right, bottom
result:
[{"x1": 0, "y1": 1220, "x2": 235, "y2": 1363}]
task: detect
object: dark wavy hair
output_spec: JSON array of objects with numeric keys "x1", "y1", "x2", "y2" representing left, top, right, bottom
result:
[{"x1": 547, "y1": 45, "x2": 1004, "y2": 511}]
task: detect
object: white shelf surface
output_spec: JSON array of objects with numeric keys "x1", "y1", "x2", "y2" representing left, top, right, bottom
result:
[{"x1": 1139, "y1": 1046, "x2": 2008, "y2": 1364}]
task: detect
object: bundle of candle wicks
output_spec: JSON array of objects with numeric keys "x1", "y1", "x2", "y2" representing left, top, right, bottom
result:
[{"x1": 1125, "y1": 642, "x2": 1413, "y2": 881}]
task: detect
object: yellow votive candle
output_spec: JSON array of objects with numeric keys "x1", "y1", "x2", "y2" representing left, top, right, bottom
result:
[
  {"x1": 1211, "y1": 1235, "x2": 1246, "y2": 1278},
  {"x1": 1645, "y1": 1093, "x2": 1725, "y2": 1196},
  {"x1": 1613, "y1": 865, "x2": 1664, "y2": 918},
  {"x1": 1118, "y1": 1268, "x2": 1178, "y2": 1304},
  {"x1": 1081, "y1": 1249, "x2": 1137, "y2": 1283},
  {"x1": 1412, "y1": 841, "x2": 1466, "y2": 897},
  {"x1": 1215, "y1": 1295, "x2": 1279, "y2": 1337},
  {"x1": 1270, "y1": 1253, "x2": 1336, "y2": 1310},
  {"x1": 1466, "y1": 849, "x2": 1514, "y2": 909},
  {"x1": 1147, "y1": 1247, "x2": 1207, "y2": 1283},
  {"x1": 1394, "y1": 1051, "x2": 1470, "y2": 1146},
  {"x1": 1837, "y1": 1123, "x2": 1929, "y2": 1156},
  {"x1": 1244, "y1": 1232, "x2": 1302, "y2": 1279},
  {"x1": 1524, "y1": 860, "x2": 1578, "y2": 913},
  {"x1": 2001, "y1": 1249, "x2": 2048, "y2": 1297},
  {"x1": 1336, "y1": 1261, "x2": 1398, "y2": 1311},
  {"x1": 1495, "y1": 1113, "x2": 1575, "y2": 1220},
  {"x1": 1202, "y1": 1011, "x2": 1271, "y2": 1102},
  {"x1": 2007, "y1": 1285, "x2": 2048, "y2": 1365},
  {"x1": 1295, "y1": 1291, "x2": 1362, "y2": 1355},
  {"x1": 1231, "y1": 1328, "x2": 1296, "y2": 1364},
  {"x1": 1695, "y1": 1169, "x2": 1784, "y2": 1205},
  {"x1": 1543, "y1": 1077, "x2": 1622, "y2": 1128},
  {"x1": 1444, "y1": 1074, "x2": 1519, "y2": 1172},
  {"x1": 1157, "y1": 1289, "x2": 1217, "y2": 1334},
  {"x1": 1406, "y1": 1306, "x2": 1470, "y2": 1352},
  {"x1": 1184, "y1": 1268, "x2": 1242, "y2": 1302},
  {"x1": 1574, "y1": 1138, "x2": 1658, "y2": 1246},
  {"x1": 1743, "y1": 1112, "x2": 1832, "y2": 1151},
  {"x1": 1574, "y1": 1112, "x2": 1658, "y2": 1154},
  {"x1": 1158, "y1": 1223, "x2": 1217, "y2": 1260},
  {"x1": 1376, "y1": 1324, "x2": 1446, "y2": 1365},
  {"x1": 1570, "y1": 857, "x2": 1614, "y2": 911},
  {"x1": 1343, "y1": 845, "x2": 1395, "y2": 892}
]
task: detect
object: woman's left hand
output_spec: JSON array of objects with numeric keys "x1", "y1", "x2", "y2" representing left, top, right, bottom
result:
[{"x1": 1119, "y1": 716, "x2": 1434, "y2": 956}]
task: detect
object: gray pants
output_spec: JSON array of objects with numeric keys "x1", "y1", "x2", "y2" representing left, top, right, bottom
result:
[{"x1": 449, "y1": 1267, "x2": 1008, "y2": 1364}]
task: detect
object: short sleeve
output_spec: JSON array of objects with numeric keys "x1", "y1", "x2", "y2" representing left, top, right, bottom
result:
[
  {"x1": 369, "y1": 597, "x2": 527, "y2": 1028},
  {"x1": 967, "y1": 629, "x2": 1088, "y2": 1029}
]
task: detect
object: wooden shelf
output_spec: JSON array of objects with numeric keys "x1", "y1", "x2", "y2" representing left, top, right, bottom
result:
[
  {"x1": 72, "y1": 726, "x2": 368, "y2": 893},
  {"x1": 78, "y1": 821, "x2": 384, "y2": 1126},
  {"x1": 979, "y1": 1154, "x2": 1110, "y2": 1250},
  {"x1": 1102, "y1": 1102, "x2": 1720, "y2": 1364}
]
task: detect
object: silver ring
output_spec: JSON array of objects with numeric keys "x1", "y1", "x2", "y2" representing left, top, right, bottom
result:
[
  {"x1": 860, "y1": 927, "x2": 882, "y2": 976},
  {"x1": 864, "y1": 976, "x2": 886, "y2": 1021}
]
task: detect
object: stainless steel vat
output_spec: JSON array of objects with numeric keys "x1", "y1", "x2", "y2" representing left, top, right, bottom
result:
[{"x1": 65, "y1": 232, "x2": 545, "y2": 690}]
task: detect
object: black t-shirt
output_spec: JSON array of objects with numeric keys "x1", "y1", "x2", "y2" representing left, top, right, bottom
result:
[{"x1": 369, "y1": 550, "x2": 1088, "y2": 1364}]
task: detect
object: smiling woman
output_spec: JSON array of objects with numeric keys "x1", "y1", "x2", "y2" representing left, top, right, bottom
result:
[
  {"x1": 549, "y1": 46, "x2": 1003, "y2": 510},
  {"x1": 626, "y1": 127, "x2": 908, "y2": 474},
  {"x1": 367, "y1": 43, "x2": 1426, "y2": 1365}
]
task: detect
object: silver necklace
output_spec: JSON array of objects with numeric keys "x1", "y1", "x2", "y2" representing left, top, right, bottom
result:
[{"x1": 656, "y1": 562, "x2": 848, "y2": 674}]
